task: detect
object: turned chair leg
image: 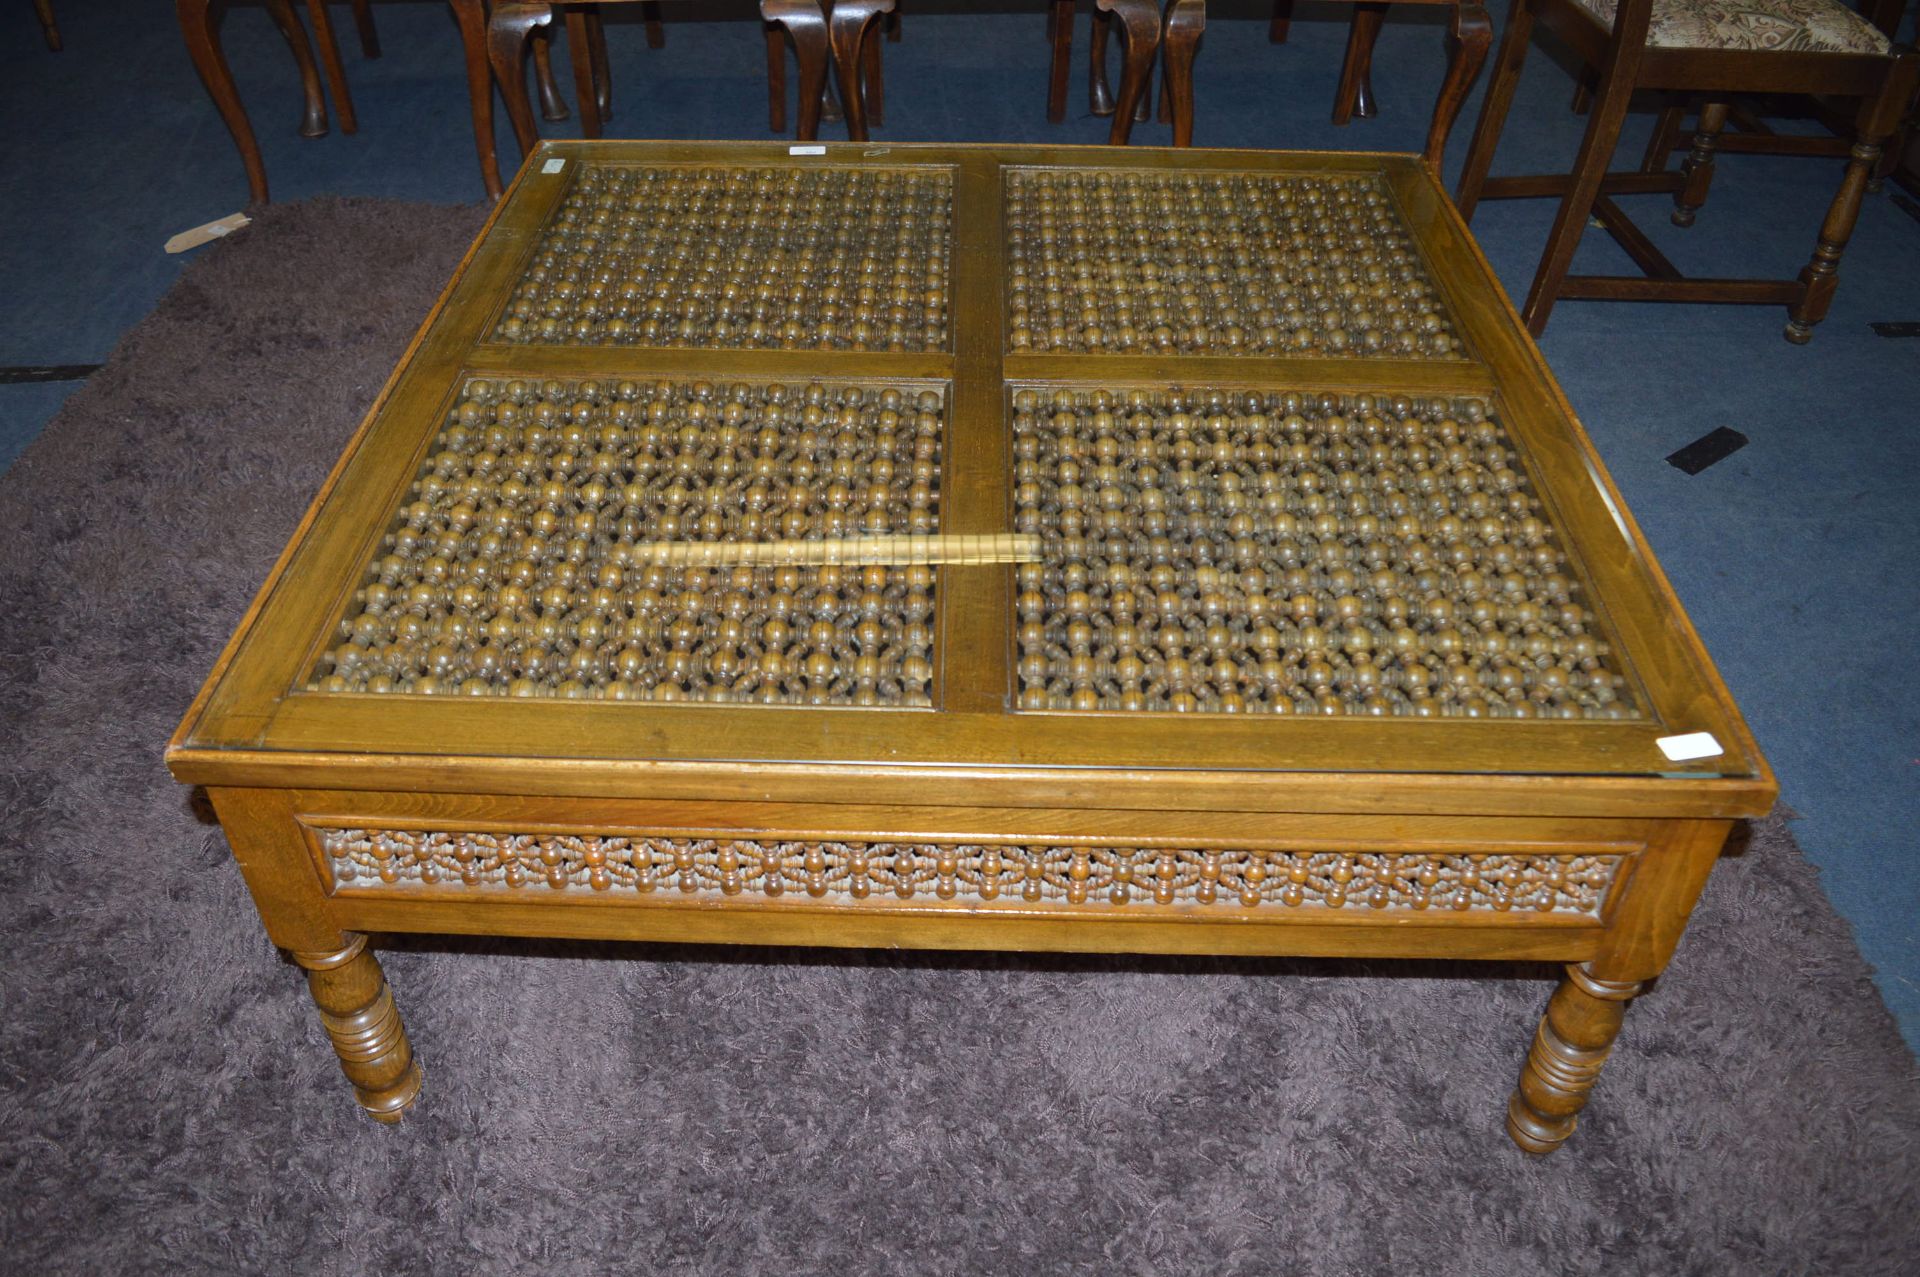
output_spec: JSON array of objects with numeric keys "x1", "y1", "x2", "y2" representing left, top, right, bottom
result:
[
  {"x1": 1508, "y1": 964, "x2": 1643, "y2": 1154},
  {"x1": 1454, "y1": 0, "x2": 1536, "y2": 220},
  {"x1": 1099, "y1": 0, "x2": 1161, "y2": 143},
  {"x1": 293, "y1": 934, "x2": 421, "y2": 1123},
  {"x1": 587, "y1": 7, "x2": 612, "y2": 119},
  {"x1": 1670, "y1": 100, "x2": 1729, "y2": 227},
  {"x1": 265, "y1": 0, "x2": 330, "y2": 138},
  {"x1": 1787, "y1": 51, "x2": 1918, "y2": 344}
]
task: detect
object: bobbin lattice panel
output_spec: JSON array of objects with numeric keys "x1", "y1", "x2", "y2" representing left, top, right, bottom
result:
[
  {"x1": 1003, "y1": 168, "x2": 1464, "y2": 358},
  {"x1": 308, "y1": 377, "x2": 945, "y2": 705},
  {"x1": 1010, "y1": 386, "x2": 1641, "y2": 718},
  {"x1": 319, "y1": 829, "x2": 1624, "y2": 917},
  {"x1": 491, "y1": 163, "x2": 954, "y2": 351}
]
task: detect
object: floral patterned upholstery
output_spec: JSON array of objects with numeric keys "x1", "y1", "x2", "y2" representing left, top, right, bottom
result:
[{"x1": 1569, "y1": 0, "x2": 1893, "y2": 53}]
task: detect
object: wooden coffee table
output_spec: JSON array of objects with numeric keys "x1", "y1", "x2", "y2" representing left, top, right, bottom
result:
[{"x1": 167, "y1": 140, "x2": 1774, "y2": 1153}]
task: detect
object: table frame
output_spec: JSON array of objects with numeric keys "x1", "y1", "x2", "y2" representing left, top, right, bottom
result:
[{"x1": 168, "y1": 141, "x2": 1774, "y2": 1153}]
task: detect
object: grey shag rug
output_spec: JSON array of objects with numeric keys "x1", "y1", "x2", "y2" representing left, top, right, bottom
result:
[{"x1": 2, "y1": 198, "x2": 1917, "y2": 1276}]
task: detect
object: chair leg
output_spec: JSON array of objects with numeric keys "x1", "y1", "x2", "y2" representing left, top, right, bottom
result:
[
  {"x1": 763, "y1": 0, "x2": 830, "y2": 141},
  {"x1": 264, "y1": 0, "x2": 330, "y2": 138},
  {"x1": 1090, "y1": 8, "x2": 1152, "y2": 122},
  {"x1": 1787, "y1": 52, "x2": 1919, "y2": 343},
  {"x1": 349, "y1": 0, "x2": 379, "y2": 57},
  {"x1": 1270, "y1": 0, "x2": 1292, "y2": 43},
  {"x1": 1570, "y1": 67, "x2": 1597, "y2": 114},
  {"x1": 1641, "y1": 100, "x2": 1685, "y2": 172},
  {"x1": 767, "y1": 23, "x2": 787, "y2": 132},
  {"x1": 862, "y1": 11, "x2": 884, "y2": 127},
  {"x1": 563, "y1": 7, "x2": 603, "y2": 137},
  {"x1": 532, "y1": 29, "x2": 570, "y2": 121},
  {"x1": 1048, "y1": 0, "x2": 1074, "y2": 123},
  {"x1": 488, "y1": 0, "x2": 555, "y2": 162},
  {"x1": 1454, "y1": 0, "x2": 1535, "y2": 220},
  {"x1": 303, "y1": 0, "x2": 359, "y2": 134},
  {"x1": 34, "y1": 0, "x2": 61, "y2": 50},
  {"x1": 1163, "y1": 0, "x2": 1204, "y2": 146},
  {"x1": 1333, "y1": 2, "x2": 1388, "y2": 124},
  {"x1": 176, "y1": 0, "x2": 270, "y2": 203},
  {"x1": 1425, "y1": 2, "x2": 1493, "y2": 175},
  {"x1": 447, "y1": 0, "x2": 502, "y2": 200},
  {"x1": 643, "y1": 0, "x2": 666, "y2": 47},
  {"x1": 827, "y1": 0, "x2": 891, "y2": 140},
  {"x1": 1522, "y1": 57, "x2": 1641, "y2": 335},
  {"x1": 1101, "y1": 0, "x2": 1160, "y2": 143},
  {"x1": 1670, "y1": 100, "x2": 1729, "y2": 227},
  {"x1": 587, "y1": 8, "x2": 612, "y2": 119}
]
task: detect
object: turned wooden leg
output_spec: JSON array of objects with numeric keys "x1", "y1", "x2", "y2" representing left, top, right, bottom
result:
[
  {"x1": 34, "y1": 0, "x2": 61, "y2": 50},
  {"x1": 763, "y1": 0, "x2": 830, "y2": 141},
  {"x1": 1099, "y1": 0, "x2": 1160, "y2": 144},
  {"x1": 1424, "y1": 2, "x2": 1492, "y2": 174},
  {"x1": 1787, "y1": 52, "x2": 1916, "y2": 343},
  {"x1": 1162, "y1": 0, "x2": 1204, "y2": 148},
  {"x1": 1333, "y1": 2, "x2": 1387, "y2": 125},
  {"x1": 265, "y1": 0, "x2": 330, "y2": 138},
  {"x1": 1670, "y1": 100, "x2": 1729, "y2": 228},
  {"x1": 303, "y1": 0, "x2": 359, "y2": 134},
  {"x1": 827, "y1": 0, "x2": 892, "y2": 140},
  {"x1": 176, "y1": 0, "x2": 270, "y2": 203},
  {"x1": 532, "y1": 29, "x2": 570, "y2": 121},
  {"x1": 1048, "y1": 0, "x2": 1074, "y2": 123},
  {"x1": 1508, "y1": 964, "x2": 1642, "y2": 1154},
  {"x1": 643, "y1": 0, "x2": 666, "y2": 47},
  {"x1": 488, "y1": 0, "x2": 555, "y2": 162},
  {"x1": 293, "y1": 934, "x2": 421, "y2": 1122},
  {"x1": 349, "y1": 0, "x2": 379, "y2": 55},
  {"x1": 1269, "y1": 0, "x2": 1292, "y2": 43},
  {"x1": 448, "y1": 0, "x2": 502, "y2": 202}
]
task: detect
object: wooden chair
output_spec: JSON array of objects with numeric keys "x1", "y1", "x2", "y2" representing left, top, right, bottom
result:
[
  {"x1": 1057, "y1": 0, "x2": 1490, "y2": 163},
  {"x1": 1635, "y1": 0, "x2": 1913, "y2": 193},
  {"x1": 1043, "y1": 0, "x2": 1202, "y2": 145},
  {"x1": 1455, "y1": 0, "x2": 1918, "y2": 342}
]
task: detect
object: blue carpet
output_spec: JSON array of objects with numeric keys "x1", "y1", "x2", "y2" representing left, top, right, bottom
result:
[{"x1": 4, "y1": 0, "x2": 1916, "y2": 1051}]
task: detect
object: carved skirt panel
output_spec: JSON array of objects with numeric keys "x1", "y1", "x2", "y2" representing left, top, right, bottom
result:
[{"x1": 317, "y1": 828, "x2": 1624, "y2": 917}]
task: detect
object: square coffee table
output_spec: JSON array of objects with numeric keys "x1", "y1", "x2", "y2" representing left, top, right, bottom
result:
[{"x1": 167, "y1": 141, "x2": 1775, "y2": 1153}]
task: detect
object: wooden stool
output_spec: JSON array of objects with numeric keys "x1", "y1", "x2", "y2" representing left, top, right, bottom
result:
[{"x1": 1455, "y1": 0, "x2": 1919, "y2": 341}]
